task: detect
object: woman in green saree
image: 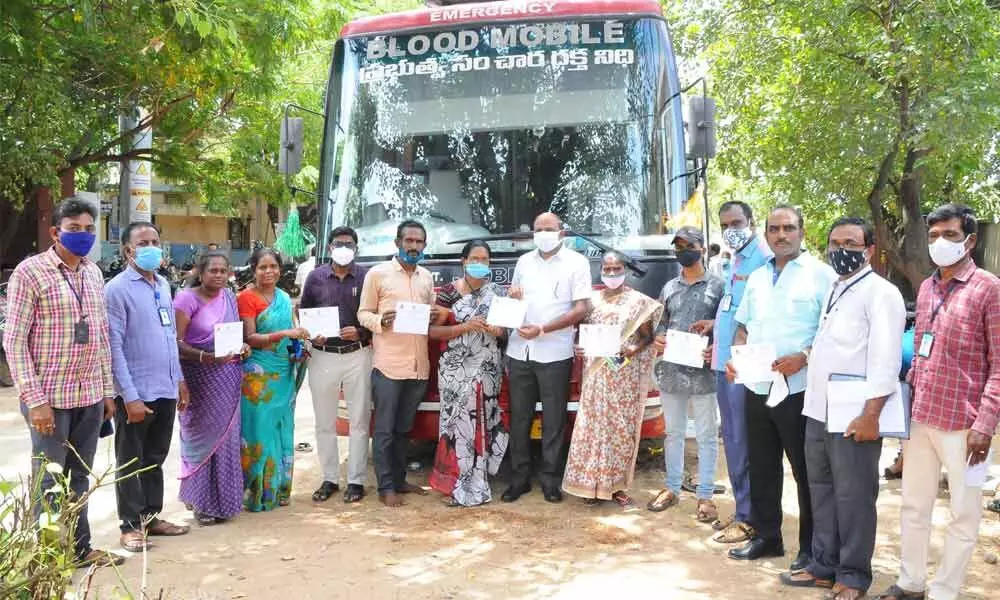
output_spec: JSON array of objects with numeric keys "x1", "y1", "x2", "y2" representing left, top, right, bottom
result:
[{"x1": 237, "y1": 248, "x2": 310, "y2": 511}]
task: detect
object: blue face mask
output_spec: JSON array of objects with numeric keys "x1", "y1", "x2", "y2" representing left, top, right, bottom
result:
[
  {"x1": 58, "y1": 230, "x2": 96, "y2": 257},
  {"x1": 464, "y1": 263, "x2": 491, "y2": 279},
  {"x1": 134, "y1": 246, "x2": 163, "y2": 272},
  {"x1": 397, "y1": 247, "x2": 425, "y2": 265}
]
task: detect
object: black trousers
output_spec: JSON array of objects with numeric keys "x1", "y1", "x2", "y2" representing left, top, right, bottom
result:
[
  {"x1": 805, "y1": 418, "x2": 883, "y2": 592},
  {"x1": 507, "y1": 357, "x2": 572, "y2": 490},
  {"x1": 21, "y1": 401, "x2": 103, "y2": 559},
  {"x1": 371, "y1": 369, "x2": 427, "y2": 495},
  {"x1": 746, "y1": 390, "x2": 812, "y2": 551},
  {"x1": 115, "y1": 397, "x2": 176, "y2": 532}
]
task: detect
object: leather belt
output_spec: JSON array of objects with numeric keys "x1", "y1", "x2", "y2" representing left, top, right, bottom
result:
[{"x1": 316, "y1": 341, "x2": 369, "y2": 355}]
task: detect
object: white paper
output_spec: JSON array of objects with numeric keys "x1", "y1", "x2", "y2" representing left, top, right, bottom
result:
[
  {"x1": 826, "y1": 381, "x2": 907, "y2": 434},
  {"x1": 299, "y1": 307, "x2": 341, "y2": 339},
  {"x1": 766, "y1": 373, "x2": 789, "y2": 407},
  {"x1": 663, "y1": 330, "x2": 710, "y2": 368},
  {"x1": 213, "y1": 322, "x2": 244, "y2": 357},
  {"x1": 393, "y1": 302, "x2": 431, "y2": 335},
  {"x1": 579, "y1": 323, "x2": 622, "y2": 357},
  {"x1": 966, "y1": 453, "x2": 992, "y2": 488},
  {"x1": 486, "y1": 297, "x2": 527, "y2": 329},
  {"x1": 731, "y1": 343, "x2": 777, "y2": 384}
]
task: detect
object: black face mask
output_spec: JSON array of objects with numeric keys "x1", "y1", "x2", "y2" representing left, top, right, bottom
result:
[
  {"x1": 828, "y1": 248, "x2": 867, "y2": 276},
  {"x1": 676, "y1": 248, "x2": 702, "y2": 267}
]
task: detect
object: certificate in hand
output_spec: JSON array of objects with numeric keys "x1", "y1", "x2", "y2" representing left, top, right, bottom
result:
[
  {"x1": 486, "y1": 297, "x2": 527, "y2": 329},
  {"x1": 579, "y1": 323, "x2": 621, "y2": 357},
  {"x1": 299, "y1": 307, "x2": 341, "y2": 338},
  {"x1": 214, "y1": 322, "x2": 244, "y2": 357},
  {"x1": 663, "y1": 330, "x2": 709, "y2": 368},
  {"x1": 731, "y1": 343, "x2": 777, "y2": 384},
  {"x1": 393, "y1": 302, "x2": 431, "y2": 335}
]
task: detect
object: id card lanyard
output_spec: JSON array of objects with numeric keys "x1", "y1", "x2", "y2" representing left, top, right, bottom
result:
[
  {"x1": 154, "y1": 287, "x2": 171, "y2": 327},
  {"x1": 919, "y1": 280, "x2": 958, "y2": 358},
  {"x1": 60, "y1": 268, "x2": 90, "y2": 344}
]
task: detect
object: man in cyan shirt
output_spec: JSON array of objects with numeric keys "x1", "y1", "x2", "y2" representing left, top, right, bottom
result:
[
  {"x1": 357, "y1": 220, "x2": 438, "y2": 508},
  {"x1": 698, "y1": 201, "x2": 772, "y2": 543},
  {"x1": 726, "y1": 206, "x2": 836, "y2": 569},
  {"x1": 106, "y1": 222, "x2": 190, "y2": 552},
  {"x1": 878, "y1": 204, "x2": 1000, "y2": 600}
]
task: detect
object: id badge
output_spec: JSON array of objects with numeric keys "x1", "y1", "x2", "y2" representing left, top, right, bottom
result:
[
  {"x1": 158, "y1": 307, "x2": 172, "y2": 327},
  {"x1": 720, "y1": 294, "x2": 732, "y2": 312},
  {"x1": 918, "y1": 333, "x2": 934, "y2": 358},
  {"x1": 73, "y1": 320, "x2": 90, "y2": 344}
]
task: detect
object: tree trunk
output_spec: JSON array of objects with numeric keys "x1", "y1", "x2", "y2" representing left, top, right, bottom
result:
[{"x1": 895, "y1": 148, "x2": 933, "y2": 294}]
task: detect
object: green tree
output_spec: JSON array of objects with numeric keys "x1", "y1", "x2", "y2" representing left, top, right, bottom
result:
[{"x1": 684, "y1": 0, "x2": 1000, "y2": 294}]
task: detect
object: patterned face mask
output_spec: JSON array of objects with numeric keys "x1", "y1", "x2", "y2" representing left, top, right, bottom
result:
[{"x1": 828, "y1": 247, "x2": 866, "y2": 276}]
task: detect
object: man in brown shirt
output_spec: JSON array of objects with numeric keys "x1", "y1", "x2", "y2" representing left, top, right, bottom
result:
[{"x1": 358, "y1": 220, "x2": 439, "y2": 507}]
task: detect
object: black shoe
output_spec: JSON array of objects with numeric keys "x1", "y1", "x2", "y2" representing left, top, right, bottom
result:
[
  {"x1": 728, "y1": 537, "x2": 784, "y2": 561},
  {"x1": 789, "y1": 550, "x2": 811, "y2": 571},
  {"x1": 543, "y1": 487, "x2": 563, "y2": 503},
  {"x1": 501, "y1": 484, "x2": 531, "y2": 503},
  {"x1": 343, "y1": 484, "x2": 365, "y2": 503}
]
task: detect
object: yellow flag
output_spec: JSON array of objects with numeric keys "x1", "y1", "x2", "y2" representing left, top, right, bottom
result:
[{"x1": 664, "y1": 183, "x2": 705, "y2": 230}]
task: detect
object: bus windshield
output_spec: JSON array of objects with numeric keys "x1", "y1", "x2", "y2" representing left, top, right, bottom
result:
[{"x1": 327, "y1": 17, "x2": 679, "y2": 257}]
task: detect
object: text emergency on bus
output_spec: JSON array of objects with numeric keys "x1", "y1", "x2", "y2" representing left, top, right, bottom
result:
[{"x1": 281, "y1": 0, "x2": 716, "y2": 440}]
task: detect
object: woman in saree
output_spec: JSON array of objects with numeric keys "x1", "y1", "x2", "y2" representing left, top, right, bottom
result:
[
  {"x1": 174, "y1": 251, "x2": 250, "y2": 525},
  {"x1": 428, "y1": 241, "x2": 509, "y2": 507},
  {"x1": 237, "y1": 248, "x2": 310, "y2": 511},
  {"x1": 562, "y1": 252, "x2": 663, "y2": 509}
]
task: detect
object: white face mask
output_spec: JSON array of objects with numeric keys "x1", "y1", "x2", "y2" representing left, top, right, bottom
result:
[
  {"x1": 533, "y1": 231, "x2": 562, "y2": 253},
  {"x1": 722, "y1": 226, "x2": 753, "y2": 251},
  {"x1": 330, "y1": 246, "x2": 355, "y2": 266},
  {"x1": 928, "y1": 235, "x2": 969, "y2": 267},
  {"x1": 601, "y1": 274, "x2": 626, "y2": 289}
]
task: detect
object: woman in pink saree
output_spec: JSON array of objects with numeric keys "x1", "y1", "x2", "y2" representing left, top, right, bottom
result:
[{"x1": 173, "y1": 252, "x2": 249, "y2": 525}]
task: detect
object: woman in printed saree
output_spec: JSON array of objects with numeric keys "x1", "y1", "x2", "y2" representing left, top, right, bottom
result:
[
  {"x1": 237, "y1": 248, "x2": 310, "y2": 511},
  {"x1": 428, "y1": 241, "x2": 509, "y2": 507},
  {"x1": 173, "y1": 251, "x2": 250, "y2": 525},
  {"x1": 562, "y1": 252, "x2": 663, "y2": 509}
]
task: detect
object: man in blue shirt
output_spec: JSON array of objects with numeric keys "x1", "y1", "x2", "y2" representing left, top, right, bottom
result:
[
  {"x1": 725, "y1": 206, "x2": 836, "y2": 568},
  {"x1": 694, "y1": 201, "x2": 772, "y2": 543},
  {"x1": 106, "y1": 222, "x2": 190, "y2": 552}
]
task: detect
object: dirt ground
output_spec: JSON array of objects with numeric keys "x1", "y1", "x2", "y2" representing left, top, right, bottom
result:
[{"x1": 2, "y1": 386, "x2": 999, "y2": 600}]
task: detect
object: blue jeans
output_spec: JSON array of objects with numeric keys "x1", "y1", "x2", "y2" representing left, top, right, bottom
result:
[
  {"x1": 661, "y1": 391, "x2": 719, "y2": 500},
  {"x1": 716, "y1": 371, "x2": 752, "y2": 523}
]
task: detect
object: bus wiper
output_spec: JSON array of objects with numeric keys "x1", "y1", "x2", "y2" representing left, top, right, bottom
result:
[{"x1": 448, "y1": 230, "x2": 647, "y2": 277}]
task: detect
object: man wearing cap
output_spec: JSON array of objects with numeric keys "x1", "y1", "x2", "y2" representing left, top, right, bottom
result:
[{"x1": 648, "y1": 226, "x2": 725, "y2": 522}]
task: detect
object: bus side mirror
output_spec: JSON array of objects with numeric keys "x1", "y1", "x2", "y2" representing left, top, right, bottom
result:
[
  {"x1": 279, "y1": 116, "x2": 305, "y2": 176},
  {"x1": 684, "y1": 96, "x2": 717, "y2": 160}
]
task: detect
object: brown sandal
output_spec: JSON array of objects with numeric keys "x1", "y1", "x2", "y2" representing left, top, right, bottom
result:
[
  {"x1": 120, "y1": 530, "x2": 150, "y2": 553},
  {"x1": 875, "y1": 585, "x2": 924, "y2": 600},
  {"x1": 779, "y1": 569, "x2": 834, "y2": 589},
  {"x1": 829, "y1": 587, "x2": 865, "y2": 600},
  {"x1": 646, "y1": 489, "x2": 679, "y2": 512},
  {"x1": 712, "y1": 521, "x2": 755, "y2": 544},
  {"x1": 696, "y1": 499, "x2": 719, "y2": 523},
  {"x1": 79, "y1": 549, "x2": 126, "y2": 568},
  {"x1": 146, "y1": 519, "x2": 190, "y2": 536}
]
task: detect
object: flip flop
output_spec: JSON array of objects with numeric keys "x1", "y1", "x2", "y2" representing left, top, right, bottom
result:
[
  {"x1": 779, "y1": 569, "x2": 834, "y2": 589},
  {"x1": 295, "y1": 442, "x2": 312, "y2": 453},
  {"x1": 646, "y1": 489, "x2": 679, "y2": 512}
]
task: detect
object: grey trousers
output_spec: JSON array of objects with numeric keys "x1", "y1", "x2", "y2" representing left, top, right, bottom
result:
[
  {"x1": 21, "y1": 401, "x2": 103, "y2": 559},
  {"x1": 805, "y1": 417, "x2": 883, "y2": 591},
  {"x1": 371, "y1": 369, "x2": 427, "y2": 495},
  {"x1": 507, "y1": 357, "x2": 572, "y2": 490}
]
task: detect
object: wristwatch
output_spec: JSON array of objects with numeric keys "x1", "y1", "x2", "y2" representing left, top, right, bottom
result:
[{"x1": 801, "y1": 348, "x2": 810, "y2": 364}]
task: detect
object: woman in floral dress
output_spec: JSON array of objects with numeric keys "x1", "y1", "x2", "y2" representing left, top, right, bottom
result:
[
  {"x1": 429, "y1": 241, "x2": 509, "y2": 507},
  {"x1": 563, "y1": 252, "x2": 663, "y2": 508}
]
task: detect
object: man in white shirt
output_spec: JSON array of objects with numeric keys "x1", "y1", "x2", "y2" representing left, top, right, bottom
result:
[
  {"x1": 780, "y1": 218, "x2": 904, "y2": 599},
  {"x1": 505, "y1": 212, "x2": 591, "y2": 503}
]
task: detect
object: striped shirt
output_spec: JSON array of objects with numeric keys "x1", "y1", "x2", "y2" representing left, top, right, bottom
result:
[
  {"x1": 909, "y1": 260, "x2": 1000, "y2": 436},
  {"x1": 2, "y1": 248, "x2": 114, "y2": 409}
]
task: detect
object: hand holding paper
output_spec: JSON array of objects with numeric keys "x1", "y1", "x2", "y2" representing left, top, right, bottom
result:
[
  {"x1": 486, "y1": 297, "x2": 527, "y2": 329},
  {"x1": 393, "y1": 302, "x2": 431, "y2": 335},
  {"x1": 214, "y1": 322, "x2": 244, "y2": 358},
  {"x1": 662, "y1": 330, "x2": 709, "y2": 368},
  {"x1": 299, "y1": 307, "x2": 341, "y2": 339},
  {"x1": 730, "y1": 343, "x2": 777, "y2": 384},
  {"x1": 579, "y1": 323, "x2": 621, "y2": 357}
]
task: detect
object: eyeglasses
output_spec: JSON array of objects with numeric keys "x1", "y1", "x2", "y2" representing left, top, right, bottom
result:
[
  {"x1": 828, "y1": 242, "x2": 867, "y2": 251},
  {"x1": 331, "y1": 241, "x2": 357, "y2": 249}
]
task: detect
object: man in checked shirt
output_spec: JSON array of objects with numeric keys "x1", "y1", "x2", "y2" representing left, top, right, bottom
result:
[
  {"x1": 877, "y1": 204, "x2": 1000, "y2": 600},
  {"x1": 2, "y1": 199, "x2": 124, "y2": 568}
]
